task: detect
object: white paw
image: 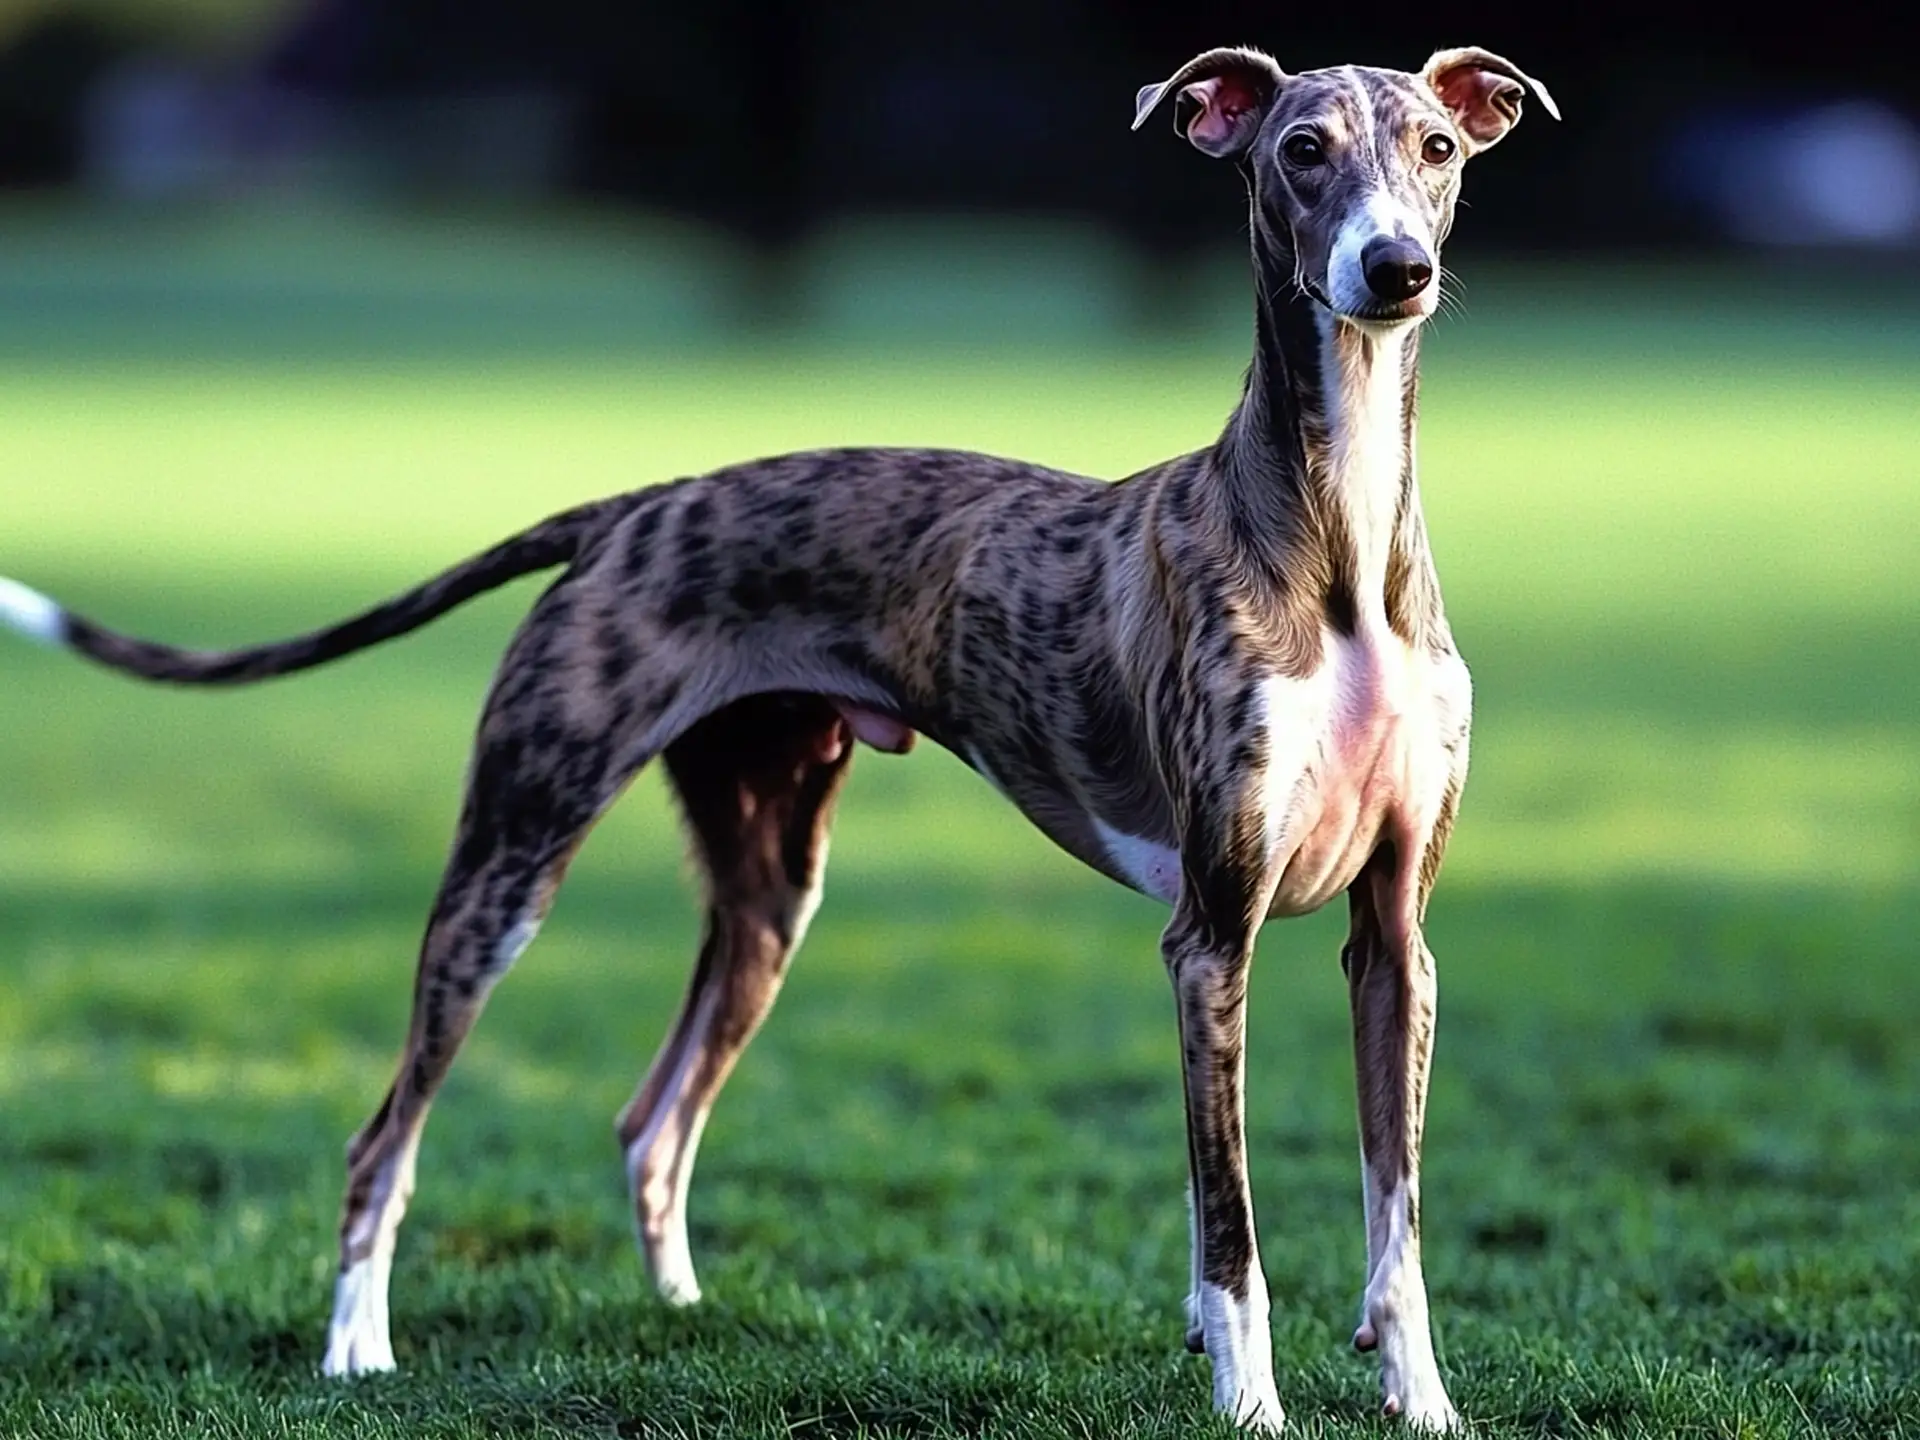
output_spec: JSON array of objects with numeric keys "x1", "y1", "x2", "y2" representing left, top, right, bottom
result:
[
  {"x1": 1198, "y1": 1278, "x2": 1283, "y2": 1432},
  {"x1": 640, "y1": 1221, "x2": 703, "y2": 1307},
  {"x1": 1359, "y1": 1254, "x2": 1456, "y2": 1429},
  {"x1": 1377, "y1": 1340, "x2": 1459, "y2": 1431},
  {"x1": 656, "y1": 1270, "x2": 702, "y2": 1307},
  {"x1": 1226, "y1": 1387, "x2": 1287, "y2": 1433},
  {"x1": 321, "y1": 1256, "x2": 395, "y2": 1377},
  {"x1": 1383, "y1": 1390, "x2": 1462, "y2": 1432}
]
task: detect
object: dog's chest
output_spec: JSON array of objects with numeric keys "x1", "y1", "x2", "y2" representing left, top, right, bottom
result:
[
  {"x1": 1084, "y1": 627, "x2": 1466, "y2": 913},
  {"x1": 1260, "y1": 627, "x2": 1468, "y2": 915}
]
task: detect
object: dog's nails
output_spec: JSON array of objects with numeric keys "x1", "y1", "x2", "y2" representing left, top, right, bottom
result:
[
  {"x1": 1352, "y1": 1323, "x2": 1378, "y2": 1352},
  {"x1": 1383, "y1": 1395, "x2": 1403, "y2": 1418}
]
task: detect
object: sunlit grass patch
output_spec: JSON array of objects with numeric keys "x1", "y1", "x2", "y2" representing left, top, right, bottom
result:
[{"x1": 3, "y1": 273, "x2": 1918, "y2": 1435}]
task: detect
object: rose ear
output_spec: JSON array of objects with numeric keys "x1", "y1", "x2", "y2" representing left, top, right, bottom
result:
[
  {"x1": 1132, "y1": 46, "x2": 1285, "y2": 159},
  {"x1": 1422, "y1": 47, "x2": 1559, "y2": 154}
]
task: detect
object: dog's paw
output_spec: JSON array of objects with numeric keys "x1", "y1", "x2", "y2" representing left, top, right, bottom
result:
[
  {"x1": 1226, "y1": 1388, "x2": 1287, "y2": 1434},
  {"x1": 643, "y1": 1231, "x2": 703, "y2": 1307},
  {"x1": 321, "y1": 1258, "x2": 396, "y2": 1378},
  {"x1": 1358, "y1": 1274, "x2": 1455, "y2": 1428},
  {"x1": 1383, "y1": 1391, "x2": 1462, "y2": 1431},
  {"x1": 1378, "y1": 1362, "x2": 1460, "y2": 1431},
  {"x1": 655, "y1": 1273, "x2": 703, "y2": 1308}
]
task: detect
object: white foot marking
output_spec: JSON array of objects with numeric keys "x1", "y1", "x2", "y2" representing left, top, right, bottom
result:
[
  {"x1": 643, "y1": 1217, "x2": 703, "y2": 1307},
  {"x1": 1360, "y1": 1186, "x2": 1457, "y2": 1430},
  {"x1": 1197, "y1": 1277, "x2": 1285, "y2": 1432},
  {"x1": 625, "y1": 986, "x2": 719, "y2": 1304},
  {"x1": 628, "y1": 1124, "x2": 706, "y2": 1305},
  {"x1": 322, "y1": 1253, "x2": 395, "y2": 1377},
  {"x1": 0, "y1": 577, "x2": 65, "y2": 647}
]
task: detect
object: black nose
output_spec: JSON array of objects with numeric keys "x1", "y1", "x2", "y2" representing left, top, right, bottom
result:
[{"x1": 1360, "y1": 237, "x2": 1433, "y2": 303}]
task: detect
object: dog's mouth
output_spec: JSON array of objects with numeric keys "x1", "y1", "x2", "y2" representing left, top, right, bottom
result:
[
  {"x1": 1301, "y1": 274, "x2": 1433, "y2": 327},
  {"x1": 1336, "y1": 297, "x2": 1430, "y2": 326}
]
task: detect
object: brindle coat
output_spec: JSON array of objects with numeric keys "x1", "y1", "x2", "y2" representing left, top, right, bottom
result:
[{"x1": 2, "y1": 45, "x2": 1554, "y2": 1434}]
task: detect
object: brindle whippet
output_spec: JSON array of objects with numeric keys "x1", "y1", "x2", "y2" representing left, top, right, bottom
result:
[{"x1": 0, "y1": 45, "x2": 1555, "y2": 1431}]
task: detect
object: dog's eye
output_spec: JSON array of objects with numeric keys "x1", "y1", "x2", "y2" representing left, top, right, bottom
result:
[
  {"x1": 1282, "y1": 133, "x2": 1326, "y2": 167},
  {"x1": 1421, "y1": 133, "x2": 1457, "y2": 165}
]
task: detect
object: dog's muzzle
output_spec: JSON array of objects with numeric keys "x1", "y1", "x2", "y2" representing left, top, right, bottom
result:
[{"x1": 1360, "y1": 237, "x2": 1433, "y2": 304}]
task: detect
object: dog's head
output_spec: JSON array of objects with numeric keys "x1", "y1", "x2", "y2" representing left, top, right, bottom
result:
[{"x1": 1134, "y1": 47, "x2": 1557, "y2": 328}]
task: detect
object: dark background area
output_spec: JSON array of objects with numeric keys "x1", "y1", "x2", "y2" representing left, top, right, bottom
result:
[{"x1": 3, "y1": 1, "x2": 1916, "y2": 260}]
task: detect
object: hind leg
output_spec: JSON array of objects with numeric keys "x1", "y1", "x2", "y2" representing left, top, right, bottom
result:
[
  {"x1": 322, "y1": 608, "x2": 636, "y2": 1376},
  {"x1": 618, "y1": 693, "x2": 852, "y2": 1304}
]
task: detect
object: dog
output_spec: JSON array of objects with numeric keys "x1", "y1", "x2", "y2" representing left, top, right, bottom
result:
[{"x1": 0, "y1": 45, "x2": 1555, "y2": 1432}]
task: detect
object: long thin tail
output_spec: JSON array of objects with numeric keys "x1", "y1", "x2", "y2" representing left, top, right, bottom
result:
[{"x1": 0, "y1": 498, "x2": 614, "y2": 685}]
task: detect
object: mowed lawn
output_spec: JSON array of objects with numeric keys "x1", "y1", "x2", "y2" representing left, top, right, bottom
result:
[{"x1": 1, "y1": 261, "x2": 1918, "y2": 1437}]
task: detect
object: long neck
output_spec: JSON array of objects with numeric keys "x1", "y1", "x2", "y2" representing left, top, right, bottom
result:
[
  {"x1": 1214, "y1": 234, "x2": 1434, "y2": 640},
  {"x1": 1313, "y1": 309, "x2": 1418, "y2": 629}
]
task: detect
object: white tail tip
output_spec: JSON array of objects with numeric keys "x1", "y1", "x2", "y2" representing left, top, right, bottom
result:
[{"x1": 0, "y1": 576, "x2": 66, "y2": 646}]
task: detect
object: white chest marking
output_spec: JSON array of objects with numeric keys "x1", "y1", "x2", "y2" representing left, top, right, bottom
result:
[
  {"x1": 1259, "y1": 630, "x2": 1467, "y2": 915},
  {"x1": 1089, "y1": 635, "x2": 1465, "y2": 916}
]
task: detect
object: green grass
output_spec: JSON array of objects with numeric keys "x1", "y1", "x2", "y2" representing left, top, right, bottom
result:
[{"x1": 1, "y1": 239, "x2": 1918, "y2": 1436}]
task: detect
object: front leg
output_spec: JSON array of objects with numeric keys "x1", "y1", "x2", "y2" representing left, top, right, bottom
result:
[
  {"x1": 1344, "y1": 861, "x2": 1458, "y2": 1430},
  {"x1": 1165, "y1": 882, "x2": 1284, "y2": 1432}
]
